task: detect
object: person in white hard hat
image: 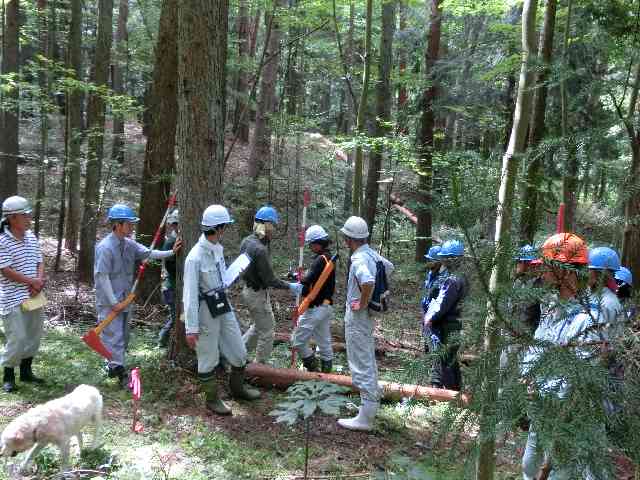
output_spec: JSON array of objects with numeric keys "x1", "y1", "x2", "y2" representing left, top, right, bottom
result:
[
  {"x1": 158, "y1": 209, "x2": 180, "y2": 347},
  {"x1": 184, "y1": 205, "x2": 261, "y2": 415},
  {"x1": 0, "y1": 196, "x2": 46, "y2": 393},
  {"x1": 291, "y1": 225, "x2": 336, "y2": 372},
  {"x1": 337, "y1": 216, "x2": 393, "y2": 431}
]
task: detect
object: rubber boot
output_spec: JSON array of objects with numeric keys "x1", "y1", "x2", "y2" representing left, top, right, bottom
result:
[
  {"x1": 302, "y1": 354, "x2": 318, "y2": 372},
  {"x1": 3, "y1": 367, "x2": 17, "y2": 393},
  {"x1": 320, "y1": 360, "x2": 332, "y2": 373},
  {"x1": 337, "y1": 400, "x2": 378, "y2": 431},
  {"x1": 108, "y1": 365, "x2": 129, "y2": 389},
  {"x1": 229, "y1": 366, "x2": 261, "y2": 401},
  {"x1": 19, "y1": 357, "x2": 45, "y2": 384},
  {"x1": 201, "y1": 378, "x2": 232, "y2": 416}
]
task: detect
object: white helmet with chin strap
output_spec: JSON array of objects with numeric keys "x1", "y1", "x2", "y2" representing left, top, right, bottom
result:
[
  {"x1": 201, "y1": 205, "x2": 233, "y2": 230},
  {"x1": 340, "y1": 216, "x2": 369, "y2": 239},
  {"x1": 2, "y1": 196, "x2": 32, "y2": 221},
  {"x1": 167, "y1": 209, "x2": 179, "y2": 225},
  {"x1": 305, "y1": 225, "x2": 329, "y2": 244}
]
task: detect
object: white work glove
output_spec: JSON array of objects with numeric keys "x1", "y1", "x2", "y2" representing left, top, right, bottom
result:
[{"x1": 288, "y1": 282, "x2": 303, "y2": 296}]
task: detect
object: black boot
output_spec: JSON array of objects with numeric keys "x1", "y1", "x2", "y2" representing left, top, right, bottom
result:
[
  {"x1": 302, "y1": 355, "x2": 318, "y2": 372},
  {"x1": 3, "y1": 367, "x2": 17, "y2": 393},
  {"x1": 108, "y1": 365, "x2": 129, "y2": 388},
  {"x1": 229, "y1": 366, "x2": 261, "y2": 400},
  {"x1": 19, "y1": 358, "x2": 45, "y2": 384},
  {"x1": 320, "y1": 360, "x2": 332, "y2": 373}
]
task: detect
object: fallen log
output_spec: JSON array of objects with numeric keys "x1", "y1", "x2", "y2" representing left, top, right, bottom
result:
[{"x1": 246, "y1": 363, "x2": 469, "y2": 405}]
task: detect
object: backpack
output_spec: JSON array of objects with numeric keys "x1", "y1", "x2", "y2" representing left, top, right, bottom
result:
[{"x1": 356, "y1": 255, "x2": 390, "y2": 312}]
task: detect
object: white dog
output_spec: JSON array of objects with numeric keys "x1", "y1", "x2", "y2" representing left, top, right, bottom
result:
[{"x1": 0, "y1": 384, "x2": 103, "y2": 473}]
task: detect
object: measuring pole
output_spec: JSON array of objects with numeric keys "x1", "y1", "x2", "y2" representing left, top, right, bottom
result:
[{"x1": 291, "y1": 189, "x2": 310, "y2": 367}]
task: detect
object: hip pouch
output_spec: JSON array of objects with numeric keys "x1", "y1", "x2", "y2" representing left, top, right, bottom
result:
[{"x1": 201, "y1": 288, "x2": 231, "y2": 317}]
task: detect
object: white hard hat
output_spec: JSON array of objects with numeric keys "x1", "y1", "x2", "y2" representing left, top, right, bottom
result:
[
  {"x1": 201, "y1": 205, "x2": 233, "y2": 230},
  {"x1": 167, "y1": 209, "x2": 179, "y2": 224},
  {"x1": 305, "y1": 225, "x2": 329, "y2": 244},
  {"x1": 2, "y1": 196, "x2": 32, "y2": 220},
  {"x1": 340, "y1": 216, "x2": 369, "y2": 239}
]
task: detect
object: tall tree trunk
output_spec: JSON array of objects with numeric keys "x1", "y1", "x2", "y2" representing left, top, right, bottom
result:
[
  {"x1": 560, "y1": 0, "x2": 577, "y2": 232},
  {"x1": 111, "y1": 0, "x2": 129, "y2": 164},
  {"x1": 520, "y1": 0, "x2": 557, "y2": 244},
  {"x1": 64, "y1": 0, "x2": 83, "y2": 252},
  {"x1": 475, "y1": 1, "x2": 538, "y2": 479},
  {"x1": 174, "y1": 0, "x2": 229, "y2": 365},
  {"x1": 414, "y1": 0, "x2": 442, "y2": 261},
  {"x1": 364, "y1": 0, "x2": 395, "y2": 236},
  {"x1": 137, "y1": 0, "x2": 178, "y2": 300},
  {"x1": 233, "y1": 0, "x2": 250, "y2": 142},
  {"x1": 34, "y1": 0, "x2": 49, "y2": 236},
  {"x1": 397, "y1": 0, "x2": 408, "y2": 135},
  {"x1": 247, "y1": 2, "x2": 283, "y2": 180},
  {"x1": 78, "y1": 0, "x2": 114, "y2": 283},
  {"x1": 0, "y1": 0, "x2": 20, "y2": 204},
  {"x1": 621, "y1": 62, "x2": 640, "y2": 288},
  {"x1": 342, "y1": 0, "x2": 355, "y2": 215},
  {"x1": 351, "y1": 0, "x2": 373, "y2": 216}
]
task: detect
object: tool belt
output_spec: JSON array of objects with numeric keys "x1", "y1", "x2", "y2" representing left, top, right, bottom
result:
[{"x1": 200, "y1": 288, "x2": 231, "y2": 318}]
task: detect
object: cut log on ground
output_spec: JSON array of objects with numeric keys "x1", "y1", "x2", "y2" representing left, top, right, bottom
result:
[{"x1": 245, "y1": 363, "x2": 470, "y2": 405}]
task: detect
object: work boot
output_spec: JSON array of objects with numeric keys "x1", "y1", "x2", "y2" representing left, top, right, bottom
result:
[
  {"x1": 229, "y1": 366, "x2": 261, "y2": 401},
  {"x1": 3, "y1": 367, "x2": 17, "y2": 393},
  {"x1": 320, "y1": 360, "x2": 333, "y2": 374},
  {"x1": 108, "y1": 365, "x2": 129, "y2": 388},
  {"x1": 302, "y1": 355, "x2": 318, "y2": 372},
  {"x1": 337, "y1": 400, "x2": 378, "y2": 432},
  {"x1": 201, "y1": 378, "x2": 232, "y2": 416},
  {"x1": 19, "y1": 357, "x2": 45, "y2": 384}
]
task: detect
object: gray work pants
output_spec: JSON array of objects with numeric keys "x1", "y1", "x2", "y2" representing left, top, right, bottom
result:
[
  {"x1": 196, "y1": 304, "x2": 247, "y2": 375},
  {"x1": 344, "y1": 307, "x2": 381, "y2": 403},
  {"x1": 97, "y1": 308, "x2": 130, "y2": 369},
  {"x1": 242, "y1": 286, "x2": 276, "y2": 363},
  {"x1": 0, "y1": 306, "x2": 44, "y2": 367},
  {"x1": 291, "y1": 304, "x2": 333, "y2": 361}
]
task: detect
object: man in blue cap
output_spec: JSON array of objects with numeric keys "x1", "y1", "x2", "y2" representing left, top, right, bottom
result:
[{"x1": 421, "y1": 245, "x2": 445, "y2": 353}]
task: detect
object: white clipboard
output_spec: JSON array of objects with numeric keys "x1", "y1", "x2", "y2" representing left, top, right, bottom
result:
[{"x1": 223, "y1": 253, "x2": 251, "y2": 287}]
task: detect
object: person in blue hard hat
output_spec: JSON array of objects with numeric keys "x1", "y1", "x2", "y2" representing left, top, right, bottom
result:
[
  {"x1": 421, "y1": 245, "x2": 446, "y2": 354},
  {"x1": 587, "y1": 247, "x2": 624, "y2": 339},
  {"x1": 614, "y1": 266, "x2": 635, "y2": 322},
  {"x1": 94, "y1": 203, "x2": 182, "y2": 387},
  {"x1": 423, "y1": 239, "x2": 467, "y2": 390},
  {"x1": 240, "y1": 205, "x2": 302, "y2": 364},
  {"x1": 512, "y1": 244, "x2": 542, "y2": 336}
]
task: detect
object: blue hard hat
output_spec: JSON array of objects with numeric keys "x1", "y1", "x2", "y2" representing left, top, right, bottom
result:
[
  {"x1": 424, "y1": 245, "x2": 442, "y2": 261},
  {"x1": 107, "y1": 204, "x2": 139, "y2": 223},
  {"x1": 437, "y1": 240, "x2": 464, "y2": 258},
  {"x1": 515, "y1": 244, "x2": 537, "y2": 262},
  {"x1": 614, "y1": 266, "x2": 633, "y2": 286},
  {"x1": 588, "y1": 246, "x2": 621, "y2": 271},
  {"x1": 255, "y1": 205, "x2": 279, "y2": 224}
]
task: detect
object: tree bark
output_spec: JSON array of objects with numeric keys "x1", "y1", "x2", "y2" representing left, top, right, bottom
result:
[
  {"x1": 137, "y1": 0, "x2": 178, "y2": 300},
  {"x1": 34, "y1": 0, "x2": 49, "y2": 236},
  {"x1": 364, "y1": 0, "x2": 395, "y2": 236},
  {"x1": 414, "y1": 0, "x2": 442, "y2": 262},
  {"x1": 520, "y1": 0, "x2": 557, "y2": 244},
  {"x1": 342, "y1": 0, "x2": 355, "y2": 215},
  {"x1": 351, "y1": 0, "x2": 373, "y2": 216},
  {"x1": 64, "y1": 0, "x2": 83, "y2": 252},
  {"x1": 233, "y1": 0, "x2": 250, "y2": 142},
  {"x1": 111, "y1": 0, "x2": 129, "y2": 164},
  {"x1": 78, "y1": 0, "x2": 114, "y2": 283},
  {"x1": 397, "y1": 0, "x2": 408, "y2": 135},
  {"x1": 174, "y1": 0, "x2": 229, "y2": 365},
  {"x1": 0, "y1": 0, "x2": 20, "y2": 204},
  {"x1": 475, "y1": 1, "x2": 538, "y2": 479}
]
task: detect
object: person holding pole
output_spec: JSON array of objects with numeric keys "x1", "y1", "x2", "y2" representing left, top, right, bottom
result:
[
  {"x1": 158, "y1": 209, "x2": 180, "y2": 347},
  {"x1": 0, "y1": 196, "x2": 46, "y2": 393},
  {"x1": 291, "y1": 225, "x2": 336, "y2": 373},
  {"x1": 94, "y1": 204, "x2": 181, "y2": 387}
]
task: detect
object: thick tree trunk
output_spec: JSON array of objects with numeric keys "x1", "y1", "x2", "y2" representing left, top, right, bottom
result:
[
  {"x1": 78, "y1": 0, "x2": 114, "y2": 283},
  {"x1": 137, "y1": 0, "x2": 178, "y2": 301},
  {"x1": 34, "y1": 0, "x2": 49, "y2": 236},
  {"x1": 111, "y1": 0, "x2": 129, "y2": 164},
  {"x1": 475, "y1": 1, "x2": 538, "y2": 479},
  {"x1": 247, "y1": 1, "x2": 284, "y2": 180},
  {"x1": 560, "y1": 0, "x2": 576, "y2": 231},
  {"x1": 64, "y1": 0, "x2": 83, "y2": 252},
  {"x1": 414, "y1": 0, "x2": 442, "y2": 262},
  {"x1": 174, "y1": 0, "x2": 229, "y2": 365},
  {"x1": 0, "y1": 0, "x2": 20, "y2": 204},
  {"x1": 364, "y1": 0, "x2": 395, "y2": 236},
  {"x1": 520, "y1": 0, "x2": 557, "y2": 244},
  {"x1": 351, "y1": 0, "x2": 373, "y2": 216},
  {"x1": 397, "y1": 0, "x2": 408, "y2": 135},
  {"x1": 233, "y1": 0, "x2": 250, "y2": 143},
  {"x1": 342, "y1": 0, "x2": 355, "y2": 215}
]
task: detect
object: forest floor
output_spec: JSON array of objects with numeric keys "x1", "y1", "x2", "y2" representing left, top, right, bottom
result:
[{"x1": 0, "y1": 116, "x2": 542, "y2": 479}]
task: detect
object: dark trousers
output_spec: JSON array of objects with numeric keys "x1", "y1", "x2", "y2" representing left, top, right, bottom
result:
[
  {"x1": 158, "y1": 289, "x2": 176, "y2": 346},
  {"x1": 429, "y1": 325, "x2": 461, "y2": 391}
]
